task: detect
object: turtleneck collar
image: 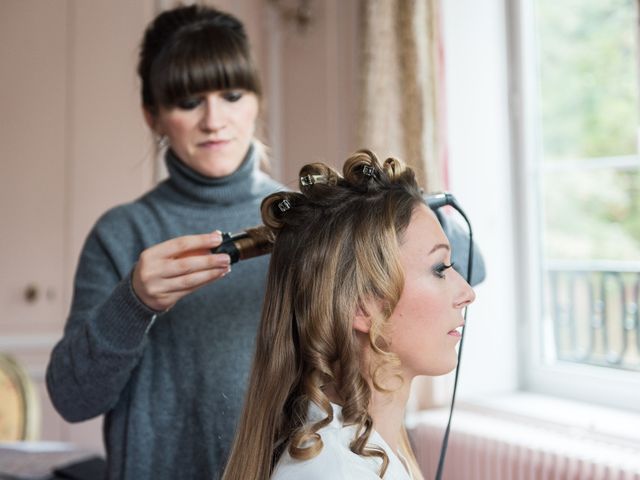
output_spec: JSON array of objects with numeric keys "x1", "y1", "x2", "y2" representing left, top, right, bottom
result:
[{"x1": 164, "y1": 144, "x2": 262, "y2": 205}]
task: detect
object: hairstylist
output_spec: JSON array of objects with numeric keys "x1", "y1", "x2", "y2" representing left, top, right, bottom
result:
[{"x1": 46, "y1": 5, "x2": 282, "y2": 479}]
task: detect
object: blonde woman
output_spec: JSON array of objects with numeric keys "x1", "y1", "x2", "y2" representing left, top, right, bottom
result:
[{"x1": 222, "y1": 150, "x2": 476, "y2": 479}]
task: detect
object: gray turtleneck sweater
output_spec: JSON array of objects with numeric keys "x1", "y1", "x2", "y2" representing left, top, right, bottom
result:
[{"x1": 46, "y1": 146, "x2": 283, "y2": 480}]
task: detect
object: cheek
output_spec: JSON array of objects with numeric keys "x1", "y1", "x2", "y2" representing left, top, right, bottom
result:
[
  {"x1": 396, "y1": 281, "x2": 440, "y2": 323},
  {"x1": 236, "y1": 101, "x2": 258, "y2": 134},
  {"x1": 391, "y1": 282, "x2": 459, "y2": 376},
  {"x1": 162, "y1": 115, "x2": 193, "y2": 141},
  {"x1": 391, "y1": 283, "x2": 441, "y2": 344}
]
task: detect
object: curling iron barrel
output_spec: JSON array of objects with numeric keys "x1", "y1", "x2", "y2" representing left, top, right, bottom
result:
[{"x1": 211, "y1": 226, "x2": 274, "y2": 264}]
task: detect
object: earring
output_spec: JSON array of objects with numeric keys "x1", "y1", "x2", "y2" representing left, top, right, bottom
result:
[{"x1": 155, "y1": 134, "x2": 169, "y2": 149}]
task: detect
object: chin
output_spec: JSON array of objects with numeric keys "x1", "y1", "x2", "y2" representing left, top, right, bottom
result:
[{"x1": 422, "y1": 356, "x2": 459, "y2": 377}]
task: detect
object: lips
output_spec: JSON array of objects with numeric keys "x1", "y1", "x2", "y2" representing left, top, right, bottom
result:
[
  {"x1": 448, "y1": 325, "x2": 464, "y2": 337},
  {"x1": 198, "y1": 139, "x2": 231, "y2": 148}
]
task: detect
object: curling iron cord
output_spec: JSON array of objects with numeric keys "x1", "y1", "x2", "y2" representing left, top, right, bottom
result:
[{"x1": 426, "y1": 193, "x2": 474, "y2": 480}]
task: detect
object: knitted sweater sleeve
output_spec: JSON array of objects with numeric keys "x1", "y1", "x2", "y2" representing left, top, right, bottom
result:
[{"x1": 46, "y1": 212, "x2": 158, "y2": 422}]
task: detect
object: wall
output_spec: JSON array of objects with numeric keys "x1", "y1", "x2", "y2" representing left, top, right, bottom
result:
[
  {"x1": 263, "y1": 0, "x2": 360, "y2": 182},
  {"x1": 1, "y1": 0, "x2": 155, "y2": 450},
  {"x1": 1, "y1": 0, "x2": 361, "y2": 449},
  {"x1": 1, "y1": 0, "x2": 512, "y2": 451},
  {"x1": 441, "y1": 0, "x2": 519, "y2": 399}
]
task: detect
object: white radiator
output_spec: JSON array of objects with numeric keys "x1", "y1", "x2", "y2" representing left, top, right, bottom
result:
[{"x1": 406, "y1": 395, "x2": 640, "y2": 480}]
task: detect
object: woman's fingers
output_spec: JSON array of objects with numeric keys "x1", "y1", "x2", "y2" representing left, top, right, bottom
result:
[
  {"x1": 160, "y1": 264, "x2": 231, "y2": 294},
  {"x1": 139, "y1": 266, "x2": 230, "y2": 312},
  {"x1": 161, "y1": 252, "x2": 231, "y2": 279},
  {"x1": 155, "y1": 231, "x2": 223, "y2": 258},
  {"x1": 132, "y1": 231, "x2": 232, "y2": 311}
]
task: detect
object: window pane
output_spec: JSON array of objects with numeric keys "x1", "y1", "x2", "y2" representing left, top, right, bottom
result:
[
  {"x1": 542, "y1": 169, "x2": 640, "y2": 261},
  {"x1": 542, "y1": 168, "x2": 640, "y2": 371},
  {"x1": 533, "y1": 0, "x2": 640, "y2": 374},
  {"x1": 537, "y1": 0, "x2": 639, "y2": 161}
]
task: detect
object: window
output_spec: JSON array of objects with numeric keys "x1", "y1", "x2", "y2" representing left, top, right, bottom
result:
[{"x1": 515, "y1": 0, "x2": 640, "y2": 410}]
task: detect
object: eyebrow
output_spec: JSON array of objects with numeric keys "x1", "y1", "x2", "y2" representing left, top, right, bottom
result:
[{"x1": 429, "y1": 243, "x2": 451, "y2": 255}]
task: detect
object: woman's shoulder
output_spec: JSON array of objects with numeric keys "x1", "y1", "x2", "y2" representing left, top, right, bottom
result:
[
  {"x1": 83, "y1": 190, "x2": 167, "y2": 256},
  {"x1": 90, "y1": 201, "x2": 147, "y2": 239},
  {"x1": 254, "y1": 171, "x2": 286, "y2": 198},
  {"x1": 271, "y1": 424, "x2": 383, "y2": 480},
  {"x1": 92, "y1": 185, "x2": 166, "y2": 230}
]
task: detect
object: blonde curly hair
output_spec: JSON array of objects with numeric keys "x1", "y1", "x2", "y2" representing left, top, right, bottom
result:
[{"x1": 222, "y1": 149, "x2": 425, "y2": 479}]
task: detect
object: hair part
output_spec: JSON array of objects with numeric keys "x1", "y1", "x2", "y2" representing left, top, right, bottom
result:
[
  {"x1": 222, "y1": 150, "x2": 425, "y2": 479},
  {"x1": 138, "y1": 4, "x2": 262, "y2": 113}
]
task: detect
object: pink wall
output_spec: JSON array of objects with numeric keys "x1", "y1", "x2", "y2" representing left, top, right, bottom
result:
[{"x1": 1, "y1": 0, "x2": 361, "y2": 449}]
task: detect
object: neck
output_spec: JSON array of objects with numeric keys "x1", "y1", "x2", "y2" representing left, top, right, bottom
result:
[
  {"x1": 322, "y1": 363, "x2": 410, "y2": 448},
  {"x1": 368, "y1": 376, "x2": 411, "y2": 453},
  {"x1": 163, "y1": 144, "x2": 263, "y2": 205},
  {"x1": 355, "y1": 333, "x2": 413, "y2": 453}
]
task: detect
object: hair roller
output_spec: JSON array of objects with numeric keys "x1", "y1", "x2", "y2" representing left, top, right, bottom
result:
[
  {"x1": 343, "y1": 149, "x2": 382, "y2": 185},
  {"x1": 260, "y1": 192, "x2": 295, "y2": 230},
  {"x1": 299, "y1": 163, "x2": 341, "y2": 202}
]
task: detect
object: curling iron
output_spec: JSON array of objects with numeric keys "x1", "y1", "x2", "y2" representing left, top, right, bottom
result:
[
  {"x1": 210, "y1": 226, "x2": 273, "y2": 263},
  {"x1": 212, "y1": 192, "x2": 471, "y2": 264},
  {"x1": 425, "y1": 192, "x2": 457, "y2": 210}
]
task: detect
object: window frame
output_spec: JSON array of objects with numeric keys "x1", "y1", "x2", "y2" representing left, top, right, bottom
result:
[{"x1": 509, "y1": 0, "x2": 640, "y2": 412}]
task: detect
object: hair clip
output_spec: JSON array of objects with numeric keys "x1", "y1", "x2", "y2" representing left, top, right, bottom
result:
[
  {"x1": 300, "y1": 174, "x2": 326, "y2": 187},
  {"x1": 278, "y1": 199, "x2": 292, "y2": 213},
  {"x1": 362, "y1": 165, "x2": 376, "y2": 177}
]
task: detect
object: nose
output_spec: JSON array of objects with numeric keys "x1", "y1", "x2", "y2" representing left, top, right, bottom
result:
[
  {"x1": 200, "y1": 94, "x2": 226, "y2": 132},
  {"x1": 453, "y1": 271, "x2": 476, "y2": 309}
]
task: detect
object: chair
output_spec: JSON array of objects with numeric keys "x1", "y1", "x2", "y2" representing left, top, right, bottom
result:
[{"x1": 0, "y1": 352, "x2": 40, "y2": 441}]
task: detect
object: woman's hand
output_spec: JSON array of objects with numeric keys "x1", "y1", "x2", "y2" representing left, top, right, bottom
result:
[{"x1": 132, "y1": 231, "x2": 230, "y2": 312}]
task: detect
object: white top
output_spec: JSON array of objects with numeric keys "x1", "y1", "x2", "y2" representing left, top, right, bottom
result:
[{"x1": 271, "y1": 403, "x2": 413, "y2": 480}]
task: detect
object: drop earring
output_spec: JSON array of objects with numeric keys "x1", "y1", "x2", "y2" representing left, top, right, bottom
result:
[{"x1": 155, "y1": 134, "x2": 169, "y2": 150}]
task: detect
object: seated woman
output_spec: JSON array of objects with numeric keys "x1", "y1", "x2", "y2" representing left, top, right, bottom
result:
[{"x1": 222, "y1": 150, "x2": 476, "y2": 480}]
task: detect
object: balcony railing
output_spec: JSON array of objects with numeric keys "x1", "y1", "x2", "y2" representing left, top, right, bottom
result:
[{"x1": 545, "y1": 260, "x2": 640, "y2": 371}]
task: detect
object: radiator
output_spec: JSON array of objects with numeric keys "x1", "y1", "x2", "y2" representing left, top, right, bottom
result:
[{"x1": 407, "y1": 400, "x2": 640, "y2": 480}]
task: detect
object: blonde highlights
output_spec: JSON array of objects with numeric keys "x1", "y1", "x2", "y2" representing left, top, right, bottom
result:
[{"x1": 222, "y1": 150, "x2": 424, "y2": 479}]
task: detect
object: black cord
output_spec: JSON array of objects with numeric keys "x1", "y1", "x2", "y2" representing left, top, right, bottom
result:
[{"x1": 433, "y1": 199, "x2": 474, "y2": 480}]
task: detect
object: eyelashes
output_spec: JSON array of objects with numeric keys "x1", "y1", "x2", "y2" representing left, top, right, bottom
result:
[
  {"x1": 222, "y1": 90, "x2": 243, "y2": 102},
  {"x1": 433, "y1": 262, "x2": 455, "y2": 279},
  {"x1": 174, "y1": 90, "x2": 244, "y2": 110},
  {"x1": 176, "y1": 97, "x2": 202, "y2": 110}
]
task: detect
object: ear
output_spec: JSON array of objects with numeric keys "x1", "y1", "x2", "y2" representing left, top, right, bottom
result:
[
  {"x1": 353, "y1": 300, "x2": 374, "y2": 334},
  {"x1": 143, "y1": 107, "x2": 160, "y2": 133}
]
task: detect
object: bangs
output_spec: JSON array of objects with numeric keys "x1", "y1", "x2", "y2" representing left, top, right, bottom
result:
[{"x1": 150, "y1": 27, "x2": 261, "y2": 107}]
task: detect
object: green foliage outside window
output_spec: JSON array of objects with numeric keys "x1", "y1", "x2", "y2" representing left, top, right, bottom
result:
[
  {"x1": 538, "y1": 0, "x2": 637, "y2": 159},
  {"x1": 536, "y1": 0, "x2": 640, "y2": 261}
]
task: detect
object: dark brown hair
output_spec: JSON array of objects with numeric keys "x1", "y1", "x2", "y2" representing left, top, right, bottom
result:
[{"x1": 138, "y1": 4, "x2": 262, "y2": 112}]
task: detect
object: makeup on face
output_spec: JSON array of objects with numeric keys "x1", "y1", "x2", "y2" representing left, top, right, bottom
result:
[
  {"x1": 387, "y1": 204, "x2": 475, "y2": 378},
  {"x1": 155, "y1": 89, "x2": 259, "y2": 178}
]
